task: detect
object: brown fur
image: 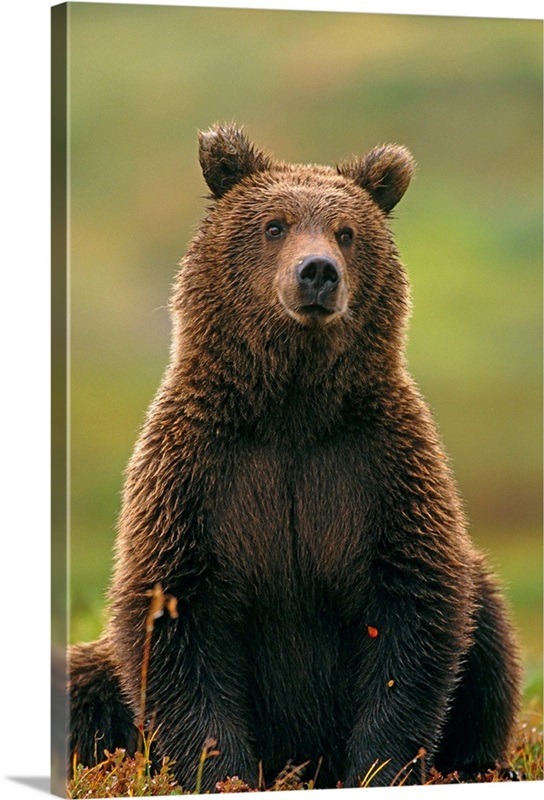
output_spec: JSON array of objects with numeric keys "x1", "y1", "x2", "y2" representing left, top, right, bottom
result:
[{"x1": 69, "y1": 124, "x2": 521, "y2": 791}]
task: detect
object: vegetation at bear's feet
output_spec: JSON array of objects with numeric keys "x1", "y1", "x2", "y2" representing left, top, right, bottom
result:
[
  {"x1": 67, "y1": 706, "x2": 543, "y2": 797},
  {"x1": 68, "y1": 748, "x2": 183, "y2": 797},
  {"x1": 509, "y1": 703, "x2": 544, "y2": 782}
]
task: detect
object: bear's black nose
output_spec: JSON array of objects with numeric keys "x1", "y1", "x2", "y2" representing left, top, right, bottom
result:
[
  {"x1": 297, "y1": 256, "x2": 340, "y2": 293},
  {"x1": 295, "y1": 256, "x2": 342, "y2": 312}
]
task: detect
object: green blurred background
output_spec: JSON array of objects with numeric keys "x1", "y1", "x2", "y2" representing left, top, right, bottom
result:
[{"x1": 61, "y1": 3, "x2": 542, "y2": 706}]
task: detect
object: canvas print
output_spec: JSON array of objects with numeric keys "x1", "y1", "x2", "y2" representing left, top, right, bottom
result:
[{"x1": 51, "y1": 3, "x2": 543, "y2": 796}]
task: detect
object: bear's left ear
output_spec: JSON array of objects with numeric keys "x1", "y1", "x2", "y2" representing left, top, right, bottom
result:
[
  {"x1": 198, "y1": 123, "x2": 272, "y2": 199},
  {"x1": 337, "y1": 144, "x2": 415, "y2": 214}
]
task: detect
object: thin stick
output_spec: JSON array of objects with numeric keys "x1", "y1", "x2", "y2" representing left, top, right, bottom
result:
[{"x1": 137, "y1": 584, "x2": 179, "y2": 753}]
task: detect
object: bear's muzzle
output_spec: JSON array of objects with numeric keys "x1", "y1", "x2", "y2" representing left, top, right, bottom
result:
[{"x1": 278, "y1": 254, "x2": 348, "y2": 326}]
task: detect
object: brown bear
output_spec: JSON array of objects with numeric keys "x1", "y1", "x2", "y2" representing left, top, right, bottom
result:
[{"x1": 68, "y1": 123, "x2": 522, "y2": 791}]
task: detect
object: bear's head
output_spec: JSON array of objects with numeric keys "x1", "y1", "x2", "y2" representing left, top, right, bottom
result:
[{"x1": 173, "y1": 124, "x2": 415, "y2": 398}]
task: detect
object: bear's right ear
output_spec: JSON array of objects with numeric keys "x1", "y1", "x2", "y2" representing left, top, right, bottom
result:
[
  {"x1": 198, "y1": 123, "x2": 272, "y2": 199},
  {"x1": 337, "y1": 144, "x2": 415, "y2": 214}
]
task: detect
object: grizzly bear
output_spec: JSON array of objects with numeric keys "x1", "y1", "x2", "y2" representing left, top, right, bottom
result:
[{"x1": 68, "y1": 123, "x2": 522, "y2": 791}]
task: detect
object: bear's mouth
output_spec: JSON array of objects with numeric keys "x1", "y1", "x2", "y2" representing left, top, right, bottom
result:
[
  {"x1": 288, "y1": 302, "x2": 343, "y2": 327},
  {"x1": 277, "y1": 289, "x2": 347, "y2": 327},
  {"x1": 298, "y1": 303, "x2": 333, "y2": 318}
]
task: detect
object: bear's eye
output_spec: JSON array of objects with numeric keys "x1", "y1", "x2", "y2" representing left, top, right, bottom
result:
[
  {"x1": 265, "y1": 220, "x2": 285, "y2": 240},
  {"x1": 337, "y1": 227, "x2": 354, "y2": 246}
]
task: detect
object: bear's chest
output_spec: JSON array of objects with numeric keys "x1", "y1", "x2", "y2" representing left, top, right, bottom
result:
[{"x1": 205, "y1": 437, "x2": 375, "y2": 601}]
